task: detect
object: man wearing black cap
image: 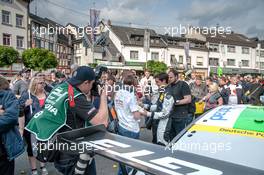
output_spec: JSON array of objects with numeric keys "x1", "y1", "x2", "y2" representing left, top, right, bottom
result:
[
  {"x1": 54, "y1": 66, "x2": 108, "y2": 175},
  {"x1": 26, "y1": 66, "x2": 108, "y2": 175}
]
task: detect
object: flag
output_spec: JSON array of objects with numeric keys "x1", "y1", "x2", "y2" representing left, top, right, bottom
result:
[
  {"x1": 184, "y1": 42, "x2": 190, "y2": 61},
  {"x1": 217, "y1": 66, "x2": 223, "y2": 77},
  {"x1": 90, "y1": 9, "x2": 100, "y2": 42},
  {"x1": 144, "y1": 29, "x2": 150, "y2": 52}
]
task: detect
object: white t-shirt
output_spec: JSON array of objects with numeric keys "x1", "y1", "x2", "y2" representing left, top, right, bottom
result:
[
  {"x1": 228, "y1": 84, "x2": 238, "y2": 105},
  {"x1": 114, "y1": 89, "x2": 140, "y2": 133}
]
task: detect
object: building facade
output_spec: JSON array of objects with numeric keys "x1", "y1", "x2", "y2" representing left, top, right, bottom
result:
[
  {"x1": 28, "y1": 15, "x2": 73, "y2": 74},
  {"x1": 101, "y1": 23, "x2": 167, "y2": 70},
  {"x1": 0, "y1": 0, "x2": 30, "y2": 77},
  {"x1": 185, "y1": 27, "x2": 262, "y2": 75}
]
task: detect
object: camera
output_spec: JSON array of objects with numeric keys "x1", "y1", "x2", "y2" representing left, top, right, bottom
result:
[{"x1": 91, "y1": 65, "x2": 108, "y2": 96}]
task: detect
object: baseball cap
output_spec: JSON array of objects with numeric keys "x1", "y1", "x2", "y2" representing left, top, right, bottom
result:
[{"x1": 68, "y1": 66, "x2": 95, "y2": 85}]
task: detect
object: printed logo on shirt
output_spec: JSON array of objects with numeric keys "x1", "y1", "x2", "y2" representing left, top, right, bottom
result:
[{"x1": 88, "y1": 107, "x2": 97, "y2": 115}]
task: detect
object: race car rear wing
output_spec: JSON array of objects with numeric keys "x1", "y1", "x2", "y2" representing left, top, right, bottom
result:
[{"x1": 57, "y1": 124, "x2": 264, "y2": 175}]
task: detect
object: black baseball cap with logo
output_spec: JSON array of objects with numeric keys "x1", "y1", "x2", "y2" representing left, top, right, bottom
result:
[{"x1": 68, "y1": 66, "x2": 95, "y2": 85}]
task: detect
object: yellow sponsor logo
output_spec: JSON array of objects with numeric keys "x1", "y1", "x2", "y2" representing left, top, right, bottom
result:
[{"x1": 189, "y1": 124, "x2": 264, "y2": 139}]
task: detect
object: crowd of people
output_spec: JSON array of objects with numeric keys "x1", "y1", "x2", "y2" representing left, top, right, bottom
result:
[{"x1": 0, "y1": 65, "x2": 264, "y2": 175}]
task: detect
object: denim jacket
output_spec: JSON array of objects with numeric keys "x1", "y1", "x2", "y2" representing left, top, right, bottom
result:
[{"x1": 0, "y1": 90, "x2": 24, "y2": 161}]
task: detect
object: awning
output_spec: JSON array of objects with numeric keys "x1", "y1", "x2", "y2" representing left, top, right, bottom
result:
[
  {"x1": 106, "y1": 65, "x2": 143, "y2": 71},
  {"x1": 210, "y1": 67, "x2": 263, "y2": 74}
]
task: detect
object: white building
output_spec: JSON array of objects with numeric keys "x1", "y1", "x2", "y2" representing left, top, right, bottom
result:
[
  {"x1": 185, "y1": 28, "x2": 260, "y2": 75},
  {"x1": 256, "y1": 40, "x2": 264, "y2": 74},
  {"x1": 101, "y1": 23, "x2": 167, "y2": 71},
  {"x1": 161, "y1": 35, "x2": 209, "y2": 77},
  {"x1": 0, "y1": 0, "x2": 30, "y2": 77},
  {"x1": 68, "y1": 23, "x2": 104, "y2": 66}
]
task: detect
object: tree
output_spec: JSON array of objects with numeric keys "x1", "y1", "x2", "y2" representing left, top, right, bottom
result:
[
  {"x1": 0, "y1": 46, "x2": 19, "y2": 67},
  {"x1": 88, "y1": 63, "x2": 98, "y2": 68},
  {"x1": 145, "y1": 60, "x2": 168, "y2": 75},
  {"x1": 22, "y1": 48, "x2": 58, "y2": 71}
]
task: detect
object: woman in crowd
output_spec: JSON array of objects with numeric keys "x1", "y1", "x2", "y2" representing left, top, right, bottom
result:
[
  {"x1": 203, "y1": 82, "x2": 223, "y2": 111},
  {"x1": 19, "y1": 77, "x2": 48, "y2": 175}
]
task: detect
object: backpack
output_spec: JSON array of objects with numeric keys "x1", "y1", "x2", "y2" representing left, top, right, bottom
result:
[{"x1": 107, "y1": 100, "x2": 119, "y2": 133}]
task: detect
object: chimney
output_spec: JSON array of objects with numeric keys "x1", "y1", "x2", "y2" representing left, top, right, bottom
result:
[{"x1": 107, "y1": 19, "x2": 112, "y2": 26}]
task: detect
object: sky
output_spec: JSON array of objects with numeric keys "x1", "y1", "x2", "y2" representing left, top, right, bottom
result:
[{"x1": 30, "y1": 0, "x2": 264, "y2": 39}]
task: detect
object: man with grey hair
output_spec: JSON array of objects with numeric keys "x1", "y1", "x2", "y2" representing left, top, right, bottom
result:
[{"x1": 70, "y1": 64, "x2": 79, "y2": 77}]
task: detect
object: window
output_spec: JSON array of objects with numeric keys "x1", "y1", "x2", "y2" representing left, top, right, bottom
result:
[
  {"x1": 209, "y1": 58, "x2": 219, "y2": 66},
  {"x1": 49, "y1": 43, "x2": 54, "y2": 51},
  {"x1": 64, "y1": 59, "x2": 67, "y2": 66},
  {"x1": 242, "y1": 47, "x2": 249, "y2": 54},
  {"x1": 3, "y1": 34, "x2": 11, "y2": 46},
  {"x1": 32, "y1": 23, "x2": 40, "y2": 36},
  {"x1": 150, "y1": 39, "x2": 154, "y2": 44},
  {"x1": 155, "y1": 39, "x2": 159, "y2": 44},
  {"x1": 179, "y1": 55, "x2": 183, "y2": 64},
  {"x1": 209, "y1": 44, "x2": 219, "y2": 52},
  {"x1": 196, "y1": 57, "x2": 203, "y2": 66},
  {"x1": 170, "y1": 54, "x2": 176, "y2": 64},
  {"x1": 227, "y1": 45, "x2": 236, "y2": 53},
  {"x1": 187, "y1": 56, "x2": 191, "y2": 64},
  {"x1": 260, "y1": 62, "x2": 264, "y2": 69},
  {"x1": 241, "y1": 60, "x2": 249, "y2": 67},
  {"x1": 135, "y1": 36, "x2": 140, "y2": 41},
  {"x1": 75, "y1": 56, "x2": 81, "y2": 65},
  {"x1": 131, "y1": 36, "x2": 141, "y2": 41},
  {"x1": 227, "y1": 59, "x2": 236, "y2": 66},
  {"x1": 76, "y1": 43, "x2": 80, "y2": 49},
  {"x1": 16, "y1": 14, "x2": 23, "y2": 27},
  {"x1": 2, "y1": 10, "x2": 10, "y2": 24},
  {"x1": 260, "y1": 51, "x2": 264, "y2": 57},
  {"x1": 16, "y1": 36, "x2": 24, "y2": 48},
  {"x1": 151, "y1": 52, "x2": 159, "y2": 61},
  {"x1": 35, "y1": 38, "x2": 41, "y2": 48},
  {"x1": 130, "y1": 51, "x2": 138, "y2": 60},
  {"x1": 41, "y1": 40, "x2": 45, "y2": 48}
]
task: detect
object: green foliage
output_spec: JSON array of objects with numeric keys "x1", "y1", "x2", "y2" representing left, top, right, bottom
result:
[
  {"x1": 22, "y1": 48, "x2": 58, "y2": 71},
  {"x1": 88, "y1": 63, "x2": 98, "y2": 68},
  {"x1": 145, "y1": 60, "x2": 168, "y2": 75},
  {"x1": 0, "y1": 46, "x2": 19, "y2": 67}
]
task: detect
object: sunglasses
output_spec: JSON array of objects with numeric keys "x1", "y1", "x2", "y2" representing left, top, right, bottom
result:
[{"x1": 38, "y1": 82, "x2": 45, "y2": 85}]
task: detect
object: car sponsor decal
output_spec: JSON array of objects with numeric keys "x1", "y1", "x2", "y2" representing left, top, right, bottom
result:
[
  {"x1": 196, "y1": 105, "x2": 264, "y2": 133},
  {"x1": 82, "y1": 139, "x2": 224, "y2": 175},
  {"x1": 233, "y1": 106, "x2": 264, "y2": 132},
  {"x1": 196, "y1": 106, "x2": 246, "y2": 128},
  {"x1": 189, "y1": 124, "x2": 264, "y2": 140}
]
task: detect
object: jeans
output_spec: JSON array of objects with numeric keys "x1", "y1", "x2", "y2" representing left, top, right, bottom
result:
[
  {"x1": 117, "y1": 125, "x2": 139, "y2": 175},
  {"x1": 0, "y1": 155, "x2": 14, "y2": 175},
  {"x1": 169, "y1": 114, "x2": 193, "y2": 141}
]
